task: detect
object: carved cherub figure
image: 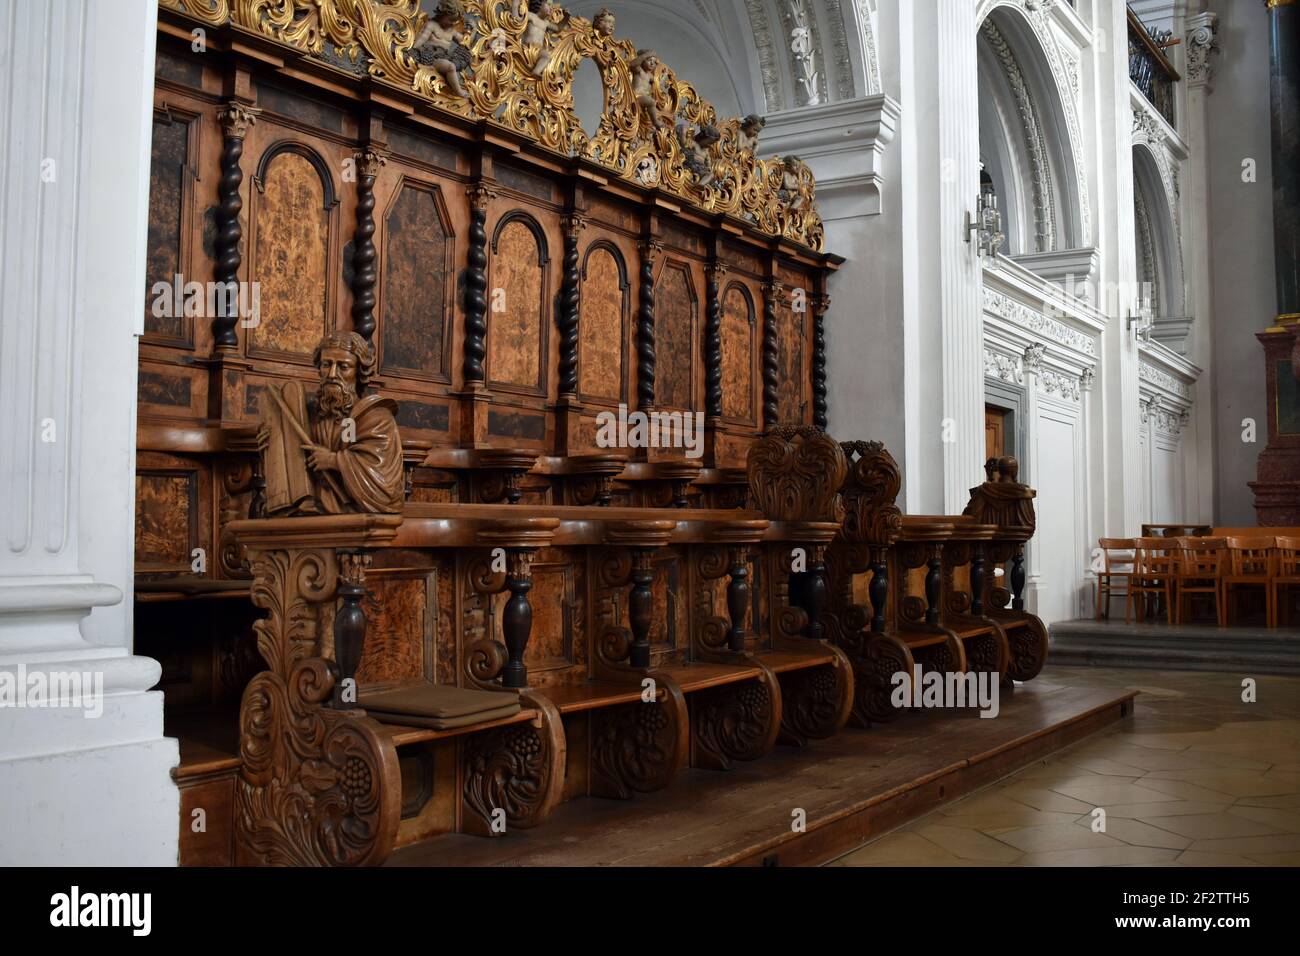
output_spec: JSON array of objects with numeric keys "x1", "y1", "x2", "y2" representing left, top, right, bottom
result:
[
  {"x1": 678, "y1": 122, "x2": 721, "y2": 187},
  {"x1": 629, "y1": 49, "x2": 667, "y2": 129},
  {"x1": 778, "y1": 155, "x2": 810, "y2": 211},
  {"x1": 519, "y1": 0, "x2": 569, "y2": 76},
  {"x1": 413, "y1": 0, "x2": 473, "y2": 98},
  {"x1": 738, "y1": 113, "x2": 766, "y2": 154},
  {"x1": 593, "y1": 7, "x2": 615, "y2": 38},
  {"x1": 256, "y1": 331, "x2": 404, "y2": 516}
]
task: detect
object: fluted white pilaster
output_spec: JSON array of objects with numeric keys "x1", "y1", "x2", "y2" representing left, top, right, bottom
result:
[
  {"x1": 937, "y1": 0, "x2": 986, "y2": 513},
  {"x1": 0, "y1": 0, "x2": 176, "y2": 865}
]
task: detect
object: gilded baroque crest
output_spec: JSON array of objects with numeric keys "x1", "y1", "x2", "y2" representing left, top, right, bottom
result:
[{"x1": 159, "y1": 0, "x2": 825, "y2": 250}]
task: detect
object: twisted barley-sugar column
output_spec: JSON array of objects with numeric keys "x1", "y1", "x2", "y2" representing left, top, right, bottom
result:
[
  {"x1": 463, "y1": 184, "x2": 495, "y2": 384},
  {"x1": 350, "y1": 149, "x2": 387, "y2": 341},
  {"x1": 637, "y1": 239, "x2": 662, "y2": 409},
  {"x1": 705, "y1": 262, "x2": 726, "y2": 419},
  {"x1": 557, "y1": 214, "x2": 585, "y2": 396},
  {"x1": 761, "y1": 281, "x2": 782, "y2": 429},
  {"x1": 213, "y1": 102, "x2": 258, "y2": 351},
  {"x1": 812, "y1": 293, "x2": 830, "y2": 430}
]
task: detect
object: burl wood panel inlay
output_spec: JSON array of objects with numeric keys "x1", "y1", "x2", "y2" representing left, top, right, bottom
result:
[
  {"x1": 382, "y1": 184, "x2": 448, "y2": 378},
  {"x1": 135, "y1": 472, "x2": 194, "y2": 569},
  {"x1": 655, "y1": 263, "x2": 695, "y2": 410},
  {"x1": 778, "y1": 303, "x2": 805, "y2": 423},
  {"x1": 251, "y1": 151, "x2": 329, "y2": 357},
  {"x1": 488, "y1": 219, "x2": 544, "y2": 390},
  {"x1": 579, "y1": 246, "x2": 625, "y2": 402},
  {"x1": 721, "y1": 285, "x2": 754, "y2": 422},
  {"x1": 358, "y1": 575, "x2": 429, "y2": 685},
  {"x1": 146, "y1": 115, "x2": 189, "y2": 340}
]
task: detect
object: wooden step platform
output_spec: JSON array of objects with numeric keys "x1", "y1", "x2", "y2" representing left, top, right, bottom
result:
[{"x1": 386, "y1": 680, "x2": 1134, "y2": 867}]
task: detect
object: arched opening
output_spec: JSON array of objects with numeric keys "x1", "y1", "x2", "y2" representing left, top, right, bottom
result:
[
  {"x1": 976, "y1": 7, "x2": 1084, "y2": 257},
  {"x1": 1132, "y1": 144, "x2": 1183, "y2": 324}
]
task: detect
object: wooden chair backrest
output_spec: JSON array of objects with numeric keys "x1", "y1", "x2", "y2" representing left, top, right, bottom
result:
[
  {"x1": 1224, "y1": 536, "x2": 1275, "y2": 578},
  {"x1": 1098, "y1": 538, "x2": 1136, "y2": 574},
  {"x1": 1275, "y1": 536, "x2": 1300, "y2": 577},
  {"x1": 1175, "y1": 537, "x2": 1225, "y2": 577},
  {"x1": 1136, "y1": 537, "x2": 1177, "y2": 575}
]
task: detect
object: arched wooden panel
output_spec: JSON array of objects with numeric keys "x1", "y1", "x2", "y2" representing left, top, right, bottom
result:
[
  {"x1": 249, "y1": 144, "x2": 333, "y2": 358},
  {"x1": 488, "y1": 213, "x2": 548, "y2": 394},
  {"x1": 579, "y1": 242, "x2": 628, "y2": 403},
  {"x1": 721, "y1": 282, "x2": 755, "y2": 423},
  {"x1": 380, "y1": 180, "x2": 453, "y2": 381},
  {"x1": 655, "y1": 261, "x2": 696, "y2": 410},
  {"x1": 778, "y1": 294, "x2": 806, "y2": 423}
]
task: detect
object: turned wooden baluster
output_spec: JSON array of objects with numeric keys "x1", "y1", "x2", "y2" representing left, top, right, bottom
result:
[
  {"x1": 725, "y1": 546, "x2": 751, "y2": 652},
  {"x1": 628, "y1": 547, "x2": 655, "y2": 668},
  {"x1": 1011, "y1": 543, "x2": 1027, "y2": 611},
  {"x1": 501, "y1": 549, "x2": 536, "y2": 689},
  {"x1": 924, "y1": 545, "x2": 942, "y2": 625},
  {"x1": 333, "y1": 552, "x2": 371, "y2": 708},
  {"x1": 869, "y1": 545, "x2": 889, "y2": 633},
  {"x1": 801, "y1": 545, "x2": 830, "y2": 641},
  {"x1": 970, "y1": 542, "x2": 986, "y2": 616}
]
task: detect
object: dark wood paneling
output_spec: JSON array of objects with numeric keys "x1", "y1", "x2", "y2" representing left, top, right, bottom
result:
[{"x1": 381, "y1": 181, "x2": 452, "y2": 380}]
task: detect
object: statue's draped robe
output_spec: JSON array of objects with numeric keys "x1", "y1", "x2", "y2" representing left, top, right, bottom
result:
[{"x1": 310, "y1": 394, "x2": 404, "y2": 514}]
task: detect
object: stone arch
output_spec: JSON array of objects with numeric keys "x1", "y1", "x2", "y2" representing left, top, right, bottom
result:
[{"x1": 976, "y1": 2, "x2": 1088, "y2": 254}]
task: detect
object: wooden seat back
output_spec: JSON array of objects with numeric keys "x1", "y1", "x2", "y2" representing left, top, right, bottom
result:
[
  {"x1": 1276, "y1": 537, "x2": 1300, "y2": 579},
  {"x1": 1135, "y1": 537, "x2": 1177, "y2": 577},
  {"x1": 1174, "y1": 537, "x2": 1225, "y2": 579},
  {"x1": 1224, "y1": 537, "x2": 1275, "y2": 580},
  {"x1": 1098, "y1": 538, "x2": 1137, "y2": 576}
]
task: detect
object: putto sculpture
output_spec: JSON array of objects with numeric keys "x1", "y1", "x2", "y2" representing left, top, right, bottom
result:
[
  {"x1": 738, "y1": 114, "x2": 766, "y2": 154},
  {"x1": 413, "y1": 0, "x2": 473, "y2": 97},
  {"x1": 593, "y1": 6, "x2": 615, "y2": 38},
  {"x1": 629, "y1": 49, "x2": 667, "y2": 129},
  {"x1": 257, "y1": 331, "x2": 405, "y2": 515},
  {"x1": 679, "y1": 122, "x2": 721, "y2": 188},
  {"x1": 520, "y1": 0, "x2": 569, "y2": 76}
]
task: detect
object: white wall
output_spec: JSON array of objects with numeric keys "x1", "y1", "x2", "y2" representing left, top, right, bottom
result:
[{"x1": 1206, "y1": 1, "x2": 1274, "y2": 525}]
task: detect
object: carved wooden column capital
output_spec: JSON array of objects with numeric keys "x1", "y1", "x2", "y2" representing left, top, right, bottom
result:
[{"x1": 217, "y1": 101, "x2": 260, "y2": 139}]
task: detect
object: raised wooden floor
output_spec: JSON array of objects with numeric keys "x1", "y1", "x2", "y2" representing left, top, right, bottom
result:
[{"x1": 387, "y1": 680, "x2": 1135, "y2": 867}]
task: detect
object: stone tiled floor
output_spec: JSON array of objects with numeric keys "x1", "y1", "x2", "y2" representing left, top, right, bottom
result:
[{"x1": 829, "y1": 665, "x2": 1300, "y2": 867}]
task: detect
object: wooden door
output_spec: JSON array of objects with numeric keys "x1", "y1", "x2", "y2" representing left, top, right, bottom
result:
[{"x1": 985, "y1": 405, "x2": 1007, "y2": 461}]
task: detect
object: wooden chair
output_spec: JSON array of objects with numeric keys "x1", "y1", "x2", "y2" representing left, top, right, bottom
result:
[
  {"x1": 1222, "y1": 536, "x2": 1276, "y2": 628},
  {"x1": 1129, "y1": 538, "x2": 1177, "y2": 624},
  {"x1": 1173, "y1": 537, "x2": 1225, "y2": 626},
  {"x1": 1094, "y1": 538, "x2": 1136, "y2": 620},
  {"x1": 1273, "y1": 536, "x2": 1300, "y2": 627}
]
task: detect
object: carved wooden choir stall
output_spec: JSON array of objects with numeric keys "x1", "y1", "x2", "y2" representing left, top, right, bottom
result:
[{"x1": 137, "y1": 0, "x2": 1047, "y2": 866}]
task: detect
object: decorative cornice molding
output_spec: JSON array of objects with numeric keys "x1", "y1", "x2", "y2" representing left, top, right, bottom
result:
[
  {"x1": 1138, "y1": 358, "x2": 1193, "y2": 401},
  {"x1": 983, "y1": 287, "x2": 1098, "y2": 357}
]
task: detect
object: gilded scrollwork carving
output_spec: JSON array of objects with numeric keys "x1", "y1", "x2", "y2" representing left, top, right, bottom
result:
[{"x1": 158, "y1": 0, "x2": 826, "y2": 249}]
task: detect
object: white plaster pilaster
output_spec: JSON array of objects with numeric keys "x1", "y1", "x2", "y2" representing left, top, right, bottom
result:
[
  {"x1": 0, "y1": 0, "x2": 177, "y2": 866},
  {"x1": 937, "y1": 0, "x2": 986, "y2": 514}
]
